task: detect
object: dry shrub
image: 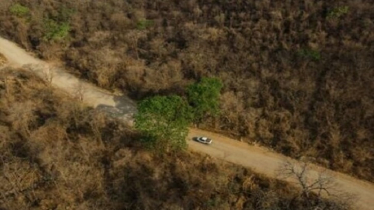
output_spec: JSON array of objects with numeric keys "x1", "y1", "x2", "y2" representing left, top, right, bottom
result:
[
  {"x1": 0, "y1": 53, "x2": 7, "y2": 67},
  {"x1": 0, "y1": 69, "x2": 110, "y2": 209}
]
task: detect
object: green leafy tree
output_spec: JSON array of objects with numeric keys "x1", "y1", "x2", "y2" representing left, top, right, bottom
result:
[
  {"x1": 187, "y1": 77, "x2": 223, "y2": 124},
  {"x1": 135, "y1": 95, "x2": 193, "y2": 152},
  {"x1": 43, "y1": 7, "x2": 74, "y2": 41}
]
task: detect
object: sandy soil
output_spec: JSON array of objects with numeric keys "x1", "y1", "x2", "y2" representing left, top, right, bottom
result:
[{"x1": 1, "y1": 36, "x2": 373, "y2": 210}]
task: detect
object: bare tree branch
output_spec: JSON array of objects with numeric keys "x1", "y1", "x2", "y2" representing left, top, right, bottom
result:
[{"x1": 276, "y1": 160, "x2": 356, "y2": 209}]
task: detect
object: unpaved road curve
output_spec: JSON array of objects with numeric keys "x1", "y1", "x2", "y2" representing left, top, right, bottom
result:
[
  {"x1": 0, "y1": 37, "x2": 136, "y2": 123},
  {"x1": 1, "y1": 37, "x2": 374, "y2": 210}
]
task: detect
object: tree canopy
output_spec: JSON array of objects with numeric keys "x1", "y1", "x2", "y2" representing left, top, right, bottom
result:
[
  {"x1": 187, "y1": 77, "x2": 223, "y2": 123},
  {"x1": 134, "y1": 77, "x2": 223, "y2": 152},
  {"x1": 134, "y1": 95, "x2": 192, "y2": 152}
]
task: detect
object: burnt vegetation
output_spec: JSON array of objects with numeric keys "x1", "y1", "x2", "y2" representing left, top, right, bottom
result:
[
  {"x1": 0, "y1": 0, "x2": 373, "y2": 183},
  {"x1": 0, "y1": 69, "x2": 353, "y2": 209}
]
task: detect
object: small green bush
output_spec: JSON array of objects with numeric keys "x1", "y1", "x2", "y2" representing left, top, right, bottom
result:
[
  {"x1": 136, "y1": 19, "x2": 153, "y2": 30},
  {"x1": 187, "y1": 77, "x2": 223, "y2": 124},
  {"x1": 327, "y1": 6, "x2": 349, "y2": 19},
  {"x1": 43, "y1": 19, "x2": 70, "y2": 41},
  {"x1": 42, "y1": 7, "x2": 74, "y2": 41},
  {"x1": 297, "y1": 49, "x2": 321, "y2": 61},
  {"x1": 9, "y1": 3, "x2": 30, "y2": 17}
]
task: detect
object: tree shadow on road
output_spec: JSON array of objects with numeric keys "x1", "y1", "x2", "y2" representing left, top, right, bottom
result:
[{"x1": 96, "y1": 95, "x2": 137, "y2": 124}]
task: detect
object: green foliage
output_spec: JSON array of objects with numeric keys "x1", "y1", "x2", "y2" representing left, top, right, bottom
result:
[
  {"x1": 297, "y1": 49, "x2": 321, "y2": 61},
  {"x1": 43, "y1": 18, "x2": 70, "y2": 41},
  {"x1": 206, "y1": 197, "x2": 226, "y2": 208},
  {"x1": 327, "y1": 6, "x2": 349, "y2": 19},
  {"x1": 136, "y1": 19, "x2": 153, "y2": 30},
  {"x1": 134, "y1": 77, "x2": 222, "y2": 152},
  {"x1": 43, "y1": 7, "x2": 74, "y2": 41},
  {"x1": 187, "y1": 77, "x2": 223, "y2": 123},
  {"x1": 9, "y1": 3, "x2": 29, "y2": 17},
  {"x1": 135, "y1": 95, "x2": 193, "y2": 152}
]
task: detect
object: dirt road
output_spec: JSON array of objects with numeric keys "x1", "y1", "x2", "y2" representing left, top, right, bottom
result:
[
  {"x1": 1, "y1": 36, "x2": 374, "y2": 210},
  {"x1": 0, "y1": 37, "x2": 136, "y2": 124}
]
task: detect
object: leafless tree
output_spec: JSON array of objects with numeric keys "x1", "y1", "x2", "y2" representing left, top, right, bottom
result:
[
  {"x1": 276, "y1": 160, "x2": 356, "y2": 210},
  {"x1": 2, "y1": 75, "x2": 12, "y2": 96},
  {"x1": 0, "y1": 155, "x2": 40, "y2": 208},
  {"x1": 6, "y1": 101, "x2": 36, "y2": 137},
  {"x1": 277, "y1": 161, "x2": 335, "y2": 199},
  {"x1": 124, "y1": 30, "x2": 147, "y2": 59}
]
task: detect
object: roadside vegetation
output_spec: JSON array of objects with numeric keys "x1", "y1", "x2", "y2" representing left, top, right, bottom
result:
[
  {"x1": 135, "y1": 95, "x2": 192, "y2": 152},
  {"x1": 0, "y1": 68, "x2": 352, "y2": 209},
  {"x1": 0, "y1": 0, "x2": 372, "y2": 183},
  {"x1": 135, "y1": 77, "x2": 222, "y2": 152}
]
